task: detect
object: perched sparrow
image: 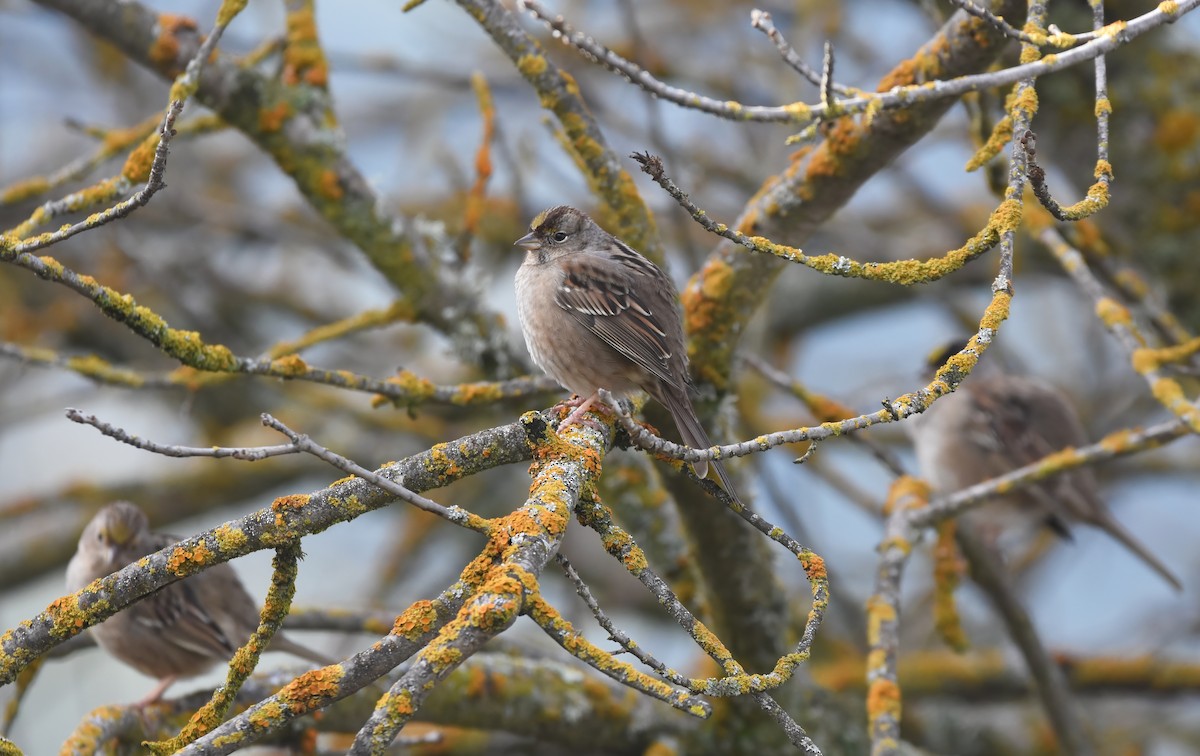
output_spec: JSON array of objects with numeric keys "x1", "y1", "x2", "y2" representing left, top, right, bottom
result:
[
  {"x1": 67, "y1": 501, "x2": 332, "y2": 704},
  {"x1": 514, "y1": 205, "x2": 739, "y2": 501},
  {"x1": 909, "y1": 361, "x2": 1181, "y2": 591}
]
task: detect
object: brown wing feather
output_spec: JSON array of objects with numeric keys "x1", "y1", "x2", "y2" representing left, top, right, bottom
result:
[
  {"x1": 969, "y1": 376, "x2": 1097, "y2": 508},
  {"x1": 123, "y1": 532, "x2": 248, "y2": 659},
  {"x1": 971, "y1": 377, "x2": 1087, "y2": 461},
  {"x1": 965, "y1": 377, "x2": 1088, "y2": 483},
  {"x1": 553, "y1": 239, "x2": 687, "y2": 392}
]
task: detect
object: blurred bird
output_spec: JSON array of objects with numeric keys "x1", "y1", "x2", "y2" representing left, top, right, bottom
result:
[
  {"x1": 514, "y1": 205, "x2": 740, "y2": 502},
  {"x1": 67, "y1": 501, "x2": 332, "y2": 704},
  {"x1": 908, "y1": 346, "x2": 1182, "y2": 591}
]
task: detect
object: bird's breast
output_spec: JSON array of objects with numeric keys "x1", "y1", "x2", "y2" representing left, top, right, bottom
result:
[{"x1": 515, "y1": 262, "x2": 641, "y2": 398}]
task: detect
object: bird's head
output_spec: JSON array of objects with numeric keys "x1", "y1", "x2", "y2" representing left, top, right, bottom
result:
[
  {"x1": 514, "y1": 205, "x2": 592, "y2": 252},
  {"x1": 81, "y1": 501, "x2": 148, "y2": 563}
]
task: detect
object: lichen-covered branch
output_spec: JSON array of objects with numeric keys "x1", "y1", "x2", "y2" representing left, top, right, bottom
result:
[
  {"x1": 1034, "y1": 223, "x2": 1200, "y2": 434},
  {"x1": 31, "y1": 0, "x2": 521, "y2": 371},
  {"x1": 0, "y1": 414, "x2": 543, "y2": 682},
  {"x1": 348, "y1": 414, "x2": 606, "y2": 752},
  {"x1": 518, "y1": 0, "x2": 1197, "y2": 126},
  {"x1": 0, "y1": 245, "x2": 556, "y2": 403},
  {"x1": 145, "y1": 543, "x2": 305, "y2": 754},
  {"x1": 632, "y1": 150, "x2": 1019, "y2": 286},
  {"x1": 177, "y1": 586, "x2": 464, "y2": 755},
  {"x1": 454, "y1": 0, "x2": 662, "y2": 261}
]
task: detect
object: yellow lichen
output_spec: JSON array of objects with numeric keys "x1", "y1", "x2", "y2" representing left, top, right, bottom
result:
[
  {"x1": 282, "y1": 5, "x2": 330, "y2": 87},
  {"x1": 516, "y1": 54, "x2": 548, "y2": 78},
  {"x1": 269, "y1": 353, "x2": 309, "y2": 377}
]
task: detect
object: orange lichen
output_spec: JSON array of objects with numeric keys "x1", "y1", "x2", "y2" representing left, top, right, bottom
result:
[
  {"x1": 464, "y1": 665, "x2": 489, "y2": 698},
  {"x1": 449, "y1": 381, "x2": 504, "y2": 405},
  {"x1": 212, "y1": 524, "x2": 248, "y2": 553},
  {"x1": 1095, "y1": 297, "x2": 1132, "y2": 328},
  {"x1": 1154, "y1": 110, "x2": 1199, "y2": 153},
  {"x1": 148, "y1": 14, "x2": 199, "y2": 76},
  {"x1": 272, "y1": 494, "x2": 310, "y2": 512},
  {"x1": 0, "y1": 176, "x2": 51, "y2": 204},
  {"x1": 259, "y1": 101, "x2": 292, "y2": 133},
  {"x1": 932, "y1": 522, "x2": 968, "y2": 652},
  {"x1": 882, "y1": 476, "x2": 929, "y2": 516},
  {"x1": 427, "y1": 443, "x2": 463, "y2": 479},
  {"x1": 392, "y1": 600, "x2": 440, "y2": 638},
  {"x1": 865, "y1": 597, "x2": 898, "y2": 648},
  {"x1": 280, "y1": 666, "x2": 344, "y2": 713},
  {"x1": 271, "y1": 494, "x2": 310, "y2": 528},
  {"x1": 866, "y1": 678, "x2": 902, "y2": 720},
  {"x1": 317, "y1": 169, "x2": 343, "y2": 201},
  {"x1": 799, "y1": 550, "x2": 827, "y2": 581},
  {"x1": 517, "y1": 53, "x2": 548, "y2": 78},
  {"x1": 377, "y1": 688, "x2": 415, "y2": 719},
  {"x1": 166, "y1": 539, "x2": 215, "y2": 576},
  {"x1": 282, "y1": 5, "x2": 330, "y2": 87},
  {"x1": 46, "y1": 594, "x2": 91, "y2": 634}
]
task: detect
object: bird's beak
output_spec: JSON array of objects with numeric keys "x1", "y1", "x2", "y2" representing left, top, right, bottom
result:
[{"x1": 513, "y1": 231, "x2": 540, "y2": 250}]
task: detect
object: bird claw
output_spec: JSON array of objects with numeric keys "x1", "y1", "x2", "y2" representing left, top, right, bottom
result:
[{"x1": 556, "y1": 393, "x2": 610, "y2": 431}]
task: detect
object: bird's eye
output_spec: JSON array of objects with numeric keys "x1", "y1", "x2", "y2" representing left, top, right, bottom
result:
[{"x1": 551, "y1": 231, "x2": 568, "y2": 243}]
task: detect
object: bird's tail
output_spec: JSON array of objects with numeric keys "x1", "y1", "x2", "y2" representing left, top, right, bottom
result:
[
  {"x1": 659, "y1": 385, "x2": 741, "y2": 503},
  {"x1": 1094, "y1": 514, "x2": 1182, "y2": 592}
]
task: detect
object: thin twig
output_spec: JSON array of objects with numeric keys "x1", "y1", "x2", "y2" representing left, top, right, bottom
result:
[
  {"x1": 597, "y1": 383, "x2": 939, "y2": 469},
  {"x1": 819, "y1": 42, "x2": 835, "y2": 109},
  {"x1": 63, "y1": 406, "x2": 487, "y2": 533},
  {"x1": 515, "y1": 0, "x2": 1197, "y2": 125},
  {"x1": 944, "y1": 0, "x2": 1041, "y2": 44},
  {"x1": 8, "y1": 101, "x2": 182, "y2": 255},
  {"x1": 66, "y1": 408, "x2": 300, "y2": 460},
  {"x1": 745, "y1": 354, "x2": 907, "y2": 477},
  {"x1": 556, "y1": 554, "x2": 693, "y2": 688},
  {"x1": 909, "y1": 417, "x2": 1189, "y2": 529},
  {"x1": 630, "y1": 150, "x2": 1006, "y2": 284},
  {"x1": 260, "y1": 414, "x2": 488, "y2": 533},
  {"x1": 571, "y1": 501, "x2": 823, "y2": 753},
  {"x1": 750, "y1": 10, "x2": 856, "y2": 96}
]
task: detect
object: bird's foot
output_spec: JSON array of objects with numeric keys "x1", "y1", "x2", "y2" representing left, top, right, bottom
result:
[
  {"x1": 133, "y1": 675, "x2": 178, "y2": 708},
  {"x1": 557, "y1": 393, "x2": 609, "y2": 432}
]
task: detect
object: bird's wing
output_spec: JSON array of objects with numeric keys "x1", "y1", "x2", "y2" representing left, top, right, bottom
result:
[
  {"x1": 969, "y1": 376, "x2": 1086, "y2": 465},
  {"x1": 126, "y1": 533, "x2": 245, "y2": 658},
  {"x1": 970, "y1": 375, "x2": 1102, "y2": 516},
  {"x1": 553, "y1": 241, "x2": 686, "y2": 391},
  {"x1": 135, "y1": 578, "x2": 242, "y2": 658}
]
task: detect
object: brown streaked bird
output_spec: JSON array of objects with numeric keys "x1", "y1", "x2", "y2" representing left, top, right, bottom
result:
[
  {"x1": 908, "y1": 350, "x2": 1181, "y2": 591},
  {"x1": 514, "y1": 205, "x2": 739, "y2": 502},
  {"x1": 66, "y1": 501, "x2": 332, "y2": 704}
]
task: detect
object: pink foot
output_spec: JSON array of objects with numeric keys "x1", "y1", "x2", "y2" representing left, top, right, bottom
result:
[
  {"x1": 557, "y1": 393, "x2": 609, "y2": 431},
  {"x1": 554, "y1": 394, "x2": 588, "y2": 412},
  {"x1": 134, "y1": 675, "x2": 178, "y2": 707}
]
